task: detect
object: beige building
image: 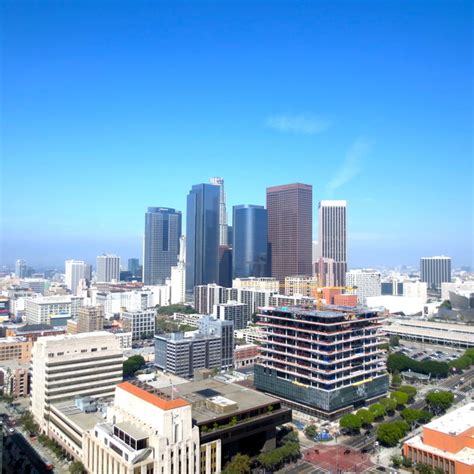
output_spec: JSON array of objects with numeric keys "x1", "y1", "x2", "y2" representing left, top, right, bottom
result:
[
  {"x1": 0, "y1": 361, "x2": 30, "y2": 398},
  {"x1": 232, "y1": 277, "x2": 279, "y2": 292},
  {"x1": 77, "y1": 305, "x2": 104, "y2": 333},
  {"x1": 284, "y1": 275, "x2": 318, "y2": 297},
  {"x1": 31, "y1": 332, "x2": 123, "y2": 432},
  {"x1": 0, "y1": 336, "x2": 32, "y2": 362}
]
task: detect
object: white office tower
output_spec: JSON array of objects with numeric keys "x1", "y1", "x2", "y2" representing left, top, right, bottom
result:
[
  {"x1": 15, "y1": 259, "x2": 27, "y2": 278},
  {"x1": 312, "y1": 240, "x2": 320, "y2": 264},
  {"x1": 65, "y1": 259, "x2": 87, "y2": 295},
  {"x1": 31, "y1": 332, "x2": 123, "y2": 432},
  {"x1": 420, "y1": 256, "x2": 452, "y2": 290},
  {"x1": 318, "y1": 200, "x2": 347, "y2": 286},
  {"x1": 96, "y1": 254, "x2": 120, "y2": 282},
  {"x1": 210, "y1": 176, "x2": 228, "y2": 246},
  {"x1": 403, "y1": 281, "x2": 428, "y2": 301},
  {"x1": 83, "y1": 381, "x2": 219, "y2": 474},
  {"x1": 346, "y1": 269, "x2": 381, "y2": 304},
  {"x1": 170, "y1": 236, "x2": 186, "y2": 304}
]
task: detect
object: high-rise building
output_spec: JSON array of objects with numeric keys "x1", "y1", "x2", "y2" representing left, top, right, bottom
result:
[
  {"x1": 218, "y1": 245, "x2": 232, "y2": 287},
  {"x1": 186, "y1": 183, "x2": 220, "y2": 295},
  {"x1": 346, "y1": 270, "x2": 382, "y2": 304},
  {"x1": 198, "y1": 315, "x2": 234, "y2": 370},
  {"x1": 96, "y1": 254, "x2": 120, "y2": 282},
  {"x1": 31, "y1": 332, "x2": 123, "y2": 431},
  {"x1": 25, "y1": 295, "x2": 84, "y2": 325},
  {"x1": 232, "y1": 204, "x2": 268, "y2": 279},
  {"x1": 210, "y1": 177, "x2": 228, "y2": 246},
  {"x1": 420, "y1": 256, "x2": 452, "y2": 290},
  {"x1": 143, "y1": 207, "x2": 182, "y2": 285},
  {"x1": 77, "y1": 305, "x2": 104, "y2": 333},
  {"x1": 266, "y1": 183, "x2": 312, "y2": 282},
  {"x1": 170, "y1": 236, "x2": 186, "y2": 304},
  {"x1": 193, "y1": 284, "x2": 226, "y2": 314},
  {"x1": 227, "y1": 225, "x2": 233, "y2": 247},
  {"x1": 315, "y1": 257, "x2": 336, "y2": 287},
  {"x1": 214, "y1": 301, "x2": 248, "y2": 330},
  {"x1": 254, "y1": 306, "x2": 388, "y2": 418},
  {"x1": 318, "y1": 200, "x2": 347, "y2": 286},
  {"x1": 65, "y1": 259, "x2": 87, "y2": 295},
  {"x1": 15, "y1": 259, "x2": 27, "y2": 278},
  {"x1": 127, "y1": 258, "x2": 140, "y2": 276}
]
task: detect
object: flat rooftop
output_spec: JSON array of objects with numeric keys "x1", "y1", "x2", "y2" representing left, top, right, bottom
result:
[
  {"x1": 384, "y1": 324, "x2": 474, "y2": 344},
  {"x1": 50, "y1": 400, "x2": 104, "y2": 432},
  {"x1": 157, "y1": 378, "x2": 279, "y2": 423},
  {"x1": 424, "y1": 403, "x2": 474, "y2": 436},
  {"x1": 389, "y1": 319, "x2": 474, "y2": 334},
  {"x1": 260, "y1": 306, "x2": 379, "y2": 318}
]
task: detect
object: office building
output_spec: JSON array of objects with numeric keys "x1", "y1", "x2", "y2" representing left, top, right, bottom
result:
[
  {"x1": 227, "y1": 226, "x2": 233, "y2": 246},
  {"x1": 420, "y1": 256, "x2": 452, "y2": 290},
  {"x1": 96, "y1": 254, "x2": 121, "y2": 283},
  {"x1": 229, "y1": 288, "x2": 276, "y2": 317},
  {"x1": 154, "y1": 332, "x2": 221, "y2": 378},
  {"x1": 269, "y1": 293, "x2": 314, "y2": 307},
  {"x1": 315, "y1": 257, "x2": 336, "y2": 287},
  {"x1": 0, "y1": 361, "x2": 30, "y2": 398},
  {"x1": 143, "y1": 207, "x2": 182, "y2": 285},
  {"x1": 312, "y1": 240, "x2": 320, "y2": 264},
  {"x1": 267, "y1": 183, "x2": 312, "y2": 282},
  {"x1": 234, "y1": 344, "x2": 261, "y2": 368},
  {"x1": 0, "y1": 337, "x2": 32, "y2": 362},
  {"x1": 65, "y1": 259, "x2": 87, "y2": 295},
  {"x1": 20, "y1": 278, "x2": 50, "y2": 295},
  {"x1": 199, "y1": 315, "x2": 234, "y2": 370},
  {"x1": 346, "y1": 270, "x2": 382, "y2": 304},
  {"x1": 194, "y1": 283, "x2": 227, "y2": 315},
  {"x1": 15, "y1": 259, "x2": 27, "y2": 278},
  {"x1": 186, "y1": 183, "x2": 220, "y2": 295},
  {"x1": 214, "y1": 301, "x2": 248, "y2": 330},
  {"x1": 255, "y1": 306, "x2": 388, "y2": 419},
  {"x1": 403, "y1": 403, "x2": 474, "y2": 474},
  {"x1": 170, "y1": 236, "x2": 186, "y2": 304},
  {"x1": 232, "y1": 277, "x2": 279, "y2": 292},
  {"x1": 232, "y1": 204, "x2": 268, "y2": 278},
  {"x1": 210, "y1": 176, "x2": 228, "y2": 246},
  {"x1": 285, "y1": 275, "x2": 318, "y2": 298},
  {"x1": 218, "y1": 245, "x2": 233, "y2": 287},
  {"x1": 403, "y1": 281, "x2": 428, "y2": 301},
  {"x1": 318, "y1": 200, "x2": 347, "y2": 286},
  {"x1": 122, "y1": 309, "x2": 156, "y2": 341},
  {"x1": 24, "y1": 295, "x2": 84, "y2": 325},
  {"x1": 77, "y1": 305, "x2": 105, "y2": 333},
  {"x1": 31, "y1": 332, "x2": 123, "y2": 431},
  {"x1": 127, "y1": 258, "x2": 140, "y2": 276}
]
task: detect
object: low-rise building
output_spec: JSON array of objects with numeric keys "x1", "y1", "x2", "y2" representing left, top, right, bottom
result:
[
  {"x1": 0, "y1": 336, "x2": 32, "y2": 362},
  {"x1": 234, "y1": 344, "x2": 260, "y2": 368},
  {"x1": 234, "y1": 325, "x2": 263, "y2": 345},
  {"x1": 284, "y1": 275, "x2": 318, "y2": 298},
  {"x1": 232, "y1": 277, "x2": 279, "y2": 292},
  {"x1": 0, "y1": 360, "x2": 30, "y2": 398},
  {"x1": 403, "y1": 402, "x2": 474, "y2": 474}
]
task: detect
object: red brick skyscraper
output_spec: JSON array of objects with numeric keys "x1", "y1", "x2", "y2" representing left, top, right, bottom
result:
[{"x1": 266, "y1": 183, "x2": 312, "y2": 282}]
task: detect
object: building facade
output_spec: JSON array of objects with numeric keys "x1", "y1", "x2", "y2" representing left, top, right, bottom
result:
[
  {"x1": 127, "y1": 258, "x2": 140, "y2": 277},
  {"x1": 65, "y1": 260, "x2": 87, "y2": 295},
  {"x1": 232, "y1": 205, "x2": 268, "y2": 279},
  {"x1": 25, "y1": 295, "x2": 84, "y2": 325},
  {"x1": 186, "y1": 184, "x2": 220, "y2": 296},
  {"x1": 318, "y1": 200, "x2": 347, "y2": 287},
  {"x1": 198, "y1": 315, "x2": 234, "y2": 370},
  {"x1": 122, "y1": 309, "x2": 156, "y2": 341},
  {"x1": 284, "y1": 275, "x2": 318, "y2": 298},
  {"x1": 254, "y1": 306, "x2": 388, "y2": 418},
  {"x1": 266, "y1": 183, "x2": 312, "y2": 282},
  {"x1": 420, "y1": 256, "x2": 452, "y2": 290},
  {"x1": 0, "y1": 336, "x2": 32, "y2": 362},
  {"x1": 77, "y1": 305, "x2": 105, "y2": 333},
  {"x1": 214, "y1": 301, "x2": 248, "y2": 330},
  {"x1": 210, "y1": 177, "x2": 228, "y2": 246},
  {"x1": 346, "y1": 270, "x2": 382, "y2": 304},
  {"x1": 170, "y1": 236, "x2": 186, "y2": 304},
  {"x1": 96, "y1": 254, "x2": 121, "y2": 283}
]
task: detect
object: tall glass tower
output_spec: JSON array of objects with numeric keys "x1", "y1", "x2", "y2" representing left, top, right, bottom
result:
[
  {"x1": 185, "y1": 184, "x2": 220, "y2": 296},
  {"x1": 232, "y1": 205, "x2": 268, "y2": 278},
  {"x1": 143, "y1": 207, "x2": 182, "y2": 285}
]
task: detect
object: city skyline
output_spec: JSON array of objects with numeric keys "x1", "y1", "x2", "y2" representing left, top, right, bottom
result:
[{"x1": 1, "y1": 1, "x2": 472, "y2": 268}]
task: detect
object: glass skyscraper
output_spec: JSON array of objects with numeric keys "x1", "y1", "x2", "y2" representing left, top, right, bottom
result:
[
  {"x1": 143, "y1": 207, "x2": 182, "y2": 285},
  {"x1": 185, "y1": 184, "x2": 220, "y2": 296},
  {"x1": 232, "y1": 205, "x2": 268, "y2": 278}
]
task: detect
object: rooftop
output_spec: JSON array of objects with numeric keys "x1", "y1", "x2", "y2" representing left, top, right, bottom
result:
[
  {"x1": 388, "y1": 319, "x2": 474, "y2": 334},
  {"x1": 424, "y1": 403, "x2": 474, "y2": 436},
  {"x1": 405, "y1": 435, "x2": 474, "y2": 465},
  {"x1": 50, "y1": 400, "x2": 105, "y2": 432}
]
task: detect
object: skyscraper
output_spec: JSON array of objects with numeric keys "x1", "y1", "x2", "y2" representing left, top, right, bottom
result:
[
  {"x1": 96, "y1": 254, "x2": 120, "y2": 282},
  {"x1": 143, "y1": 207, "x2": 182, "y2": 285},
  {"x1": 65, "y1": 259, "x2": 87, "y2": 295},
  {"x1": 420, "y1": 256, "x2": 452, "y2": 290},
  {"x1": 15, "y1": 259, "x2": 27, "y2": 278},
  {"x1": 127, "y1": 258, "x2": 140, "y2": 276},
  {"x1": 186, "y1": 183, "x2": 220, "y2": 295},
  {"x1": 232, "y1": 205, "x2": 268, "y2": 278},
  {"x1": 266, "y1": 183, "x2": 312, "y2": 282},
  {"x1": 318, "y1": 200, "x2": 347, "y2": 286},
  {"x1": 210, "y1": 177, "x2": 228, "y2": 245},
  {"x1": 170, "y1": 236, "x2": 186, "y2": 304}
]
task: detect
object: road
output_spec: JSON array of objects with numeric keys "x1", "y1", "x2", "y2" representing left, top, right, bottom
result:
[{"x1": 343, "y1": 367, "x2": 474, "y2": 451}]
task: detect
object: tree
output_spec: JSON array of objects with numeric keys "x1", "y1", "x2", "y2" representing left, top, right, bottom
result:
[
  {"x1": 356, "y1": 409, "x2": 374, "y2": 427},
  {"x1": 123, "y1": 355, "x2": 146, "y2": 377},
  {"x1": 368, "y1": 403, "x2": 386, "y2": 420},
  {"x1": 156, "y1": 304, "x2": 195, "y2": 316},
  {"x1": 392, "y1": 373, "x2": 402, "y2": 387},
  {"x1": 425, "y1": 391, "x2": 454, "y2": 414},
  {"x1": 402, "y1": 456, "x2": 413, "y2": 468},
  {"x1": 390, "y1": 390, "x2": 409, "y2": 408},
  {"x1": 391, "y1": 455, "x2": 402, "y2": 468},
  {"x1": 449, "y1": 355, "x2": 472, "y2": 371},
  {"x1": 69, "y1": 461, "x2": 86, "y2": 474},
  {"x1": 339, "y1": 414, "x2": 362, "y2": 433},
  {"x1": 379, "y1": 397, "x2": 397, "y2": 413},
  {"x1": 398, "y1": 385, "x2": 417, "y2": 402},
  {"x1": 389, "y1": 335, "x2": 400, "y2": 347},
  {"x1": 304, "y1": 424, "x2": 317, "y2": 439},
  {"x1": 222, "y1": 454, "x2": 251, "y2": 474},
  {"x1": 416, "y1": 463, "x2": 433, "y2": 474},
  {"x1": 439, "y1": 300, "x2": 452, "y2": 310},
  {"x1": 376, "y1": 421, "x2": 409, "y2": 447},
  {"x1": 400, "y1": 408, "x2": 430, "y2": 427}
]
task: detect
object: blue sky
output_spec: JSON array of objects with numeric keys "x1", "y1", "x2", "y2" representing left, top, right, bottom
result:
[{"x1": 1, "y1": 0, "x2": 472, "y2": 269}]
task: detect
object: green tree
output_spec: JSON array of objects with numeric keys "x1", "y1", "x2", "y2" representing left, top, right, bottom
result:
[
  {"x1": 390, "y1": 390, "x2": 409, "y2": 408},
  {"x1": 379, "y1": 397, "x2": 397, "y2": 413},
  {"x1": 389, "y1": 335, "x2": 400, "y2": 347},
  {"x1": 391, "y1": 454, "x2": 402, "y2": 468},
  {"x1": 449, "y1": 355, "x2": 472, "y2": 371},
  {"x1": 222, "y1": 454, "x2": 251, "y2": 474},
  {"x1": 392, "y1": 373, "x2": 402, "y2": 386},
  {"x1": 416, "y1": 463, "x2": 434, "y2": 474},
  {"x1": 156, "y1": 304, "x2": 195, "y2": 315},
  {"x1": 376, "y1": 421, "x2": 409, "y2": 447},
  {"x1": 69, "y1": 461, "x2": 86, "y2": 474},
  {"x1": 123, "y1": 355, "x2": 146, "y2": 377},
  {"x1": 339, "y1": 413, "x2": 362, "y2": 433},
  {"x1": 400, "y1": 408, "x2": 430, "y2": 427},
  {"x1": 439, "y1": 300, "x2": 452, "y2": 310},
  {"x1": 304, "y1": 424, "x2": 317, "y2": 439},
  {"x1": 402, "y1": 456, "x2": 413, "y2": 468},
  {"x1": 398, "y1": 385, "x2": 417, "y2": 402},
  {"x1": 368, "y1": 403, "x2": 386, "y2": 420},
  {"x1": 356, "y1": 409, "x2": 374, "y2": 427},
  {"x1": 425, "y1": 391, "x2": 454, "y2": 414}
]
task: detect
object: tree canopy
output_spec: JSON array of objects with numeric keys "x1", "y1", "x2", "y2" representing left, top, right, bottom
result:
[
  {"x1": 340, "y1": 413, "x2": 362, "y2": 432},
  {"x1": 379, "y1": 397, "x2": 397, "y2": 413},
  {"x1": 387, "y1": 353, "x2": 449, "y2": 378},
  {"x1": 356, "y1": 409, "x2": 374, "y2": 426},
  {"x1": 377, "y1": 421, "x2": 409, "y2": 447},
  {"x1": 156, "y1": 304, "x2": 195, "y2": 316},
  {"x1": 123, "y1": 355, "x2": 146, "y2": 377},
  {"x1": 398, "y1": 385, "x2": 417, "y2": 401},
  {"x1": 425, "y1": 391, "x2": 454, "y2": 414},
  {"x1": 390, "y1": 390, "x2": 409, "y2": 407},
  {"x1": 369, "y1": 403, "x2": 386, "y2": 419},
  {"x1": 222, "y1": 454, "x2": 251, "y2": 474}
]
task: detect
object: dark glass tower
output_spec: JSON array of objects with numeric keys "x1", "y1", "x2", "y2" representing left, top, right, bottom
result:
[
  {"x1": 143, "y1": 207, "x2": 182, "y2": 285},
  {"x1": 185, "y1": 184, "x2": 220, "y2": 296},
  {"x1": 232, "y1": 205, "x2": 268, "y2": 278}
]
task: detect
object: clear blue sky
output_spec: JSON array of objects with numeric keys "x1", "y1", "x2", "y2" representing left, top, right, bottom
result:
[{"x1": 1, "y1": 0, "x2": 472, "y2": 269}]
